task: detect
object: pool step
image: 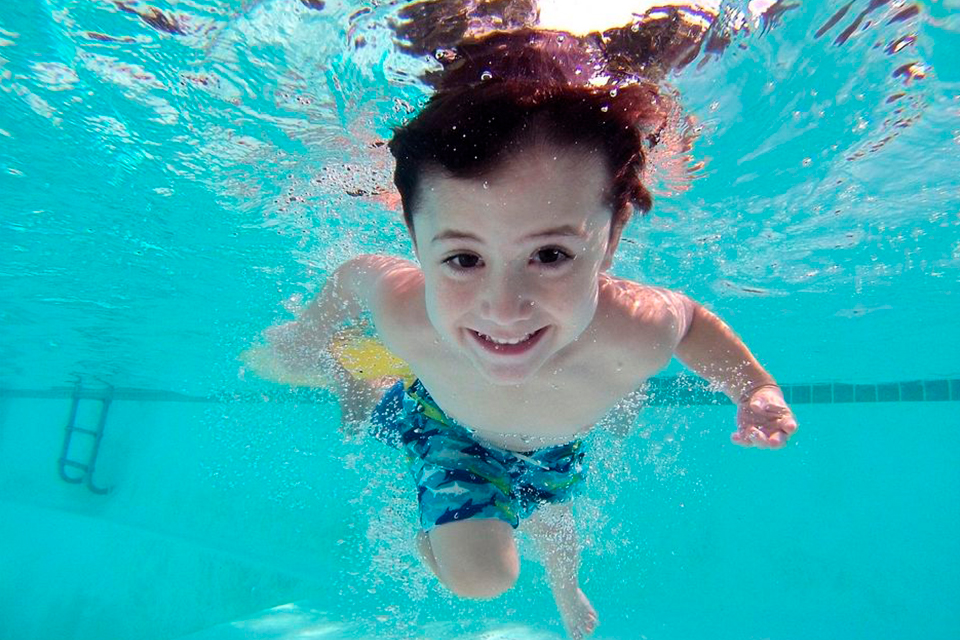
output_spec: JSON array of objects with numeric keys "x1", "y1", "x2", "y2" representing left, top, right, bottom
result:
[
  {"x1": 175, "y1": 600, "x2": 561, "y2": 639},
  {"x1": 175, "y1": 602, "x2": 355, "y2": 640}
]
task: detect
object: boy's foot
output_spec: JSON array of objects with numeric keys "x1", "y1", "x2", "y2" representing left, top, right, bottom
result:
[{"x1": 553, "y1": 585, "x2": 599, "y2": 639}]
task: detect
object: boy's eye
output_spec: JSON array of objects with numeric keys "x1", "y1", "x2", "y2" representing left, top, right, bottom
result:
[
  {"x1": 444, "y1": 253, "x2": 481, "y2": 269},
  {"x1": 532, "y1": 247, "x2": 572, "y2": 265}
]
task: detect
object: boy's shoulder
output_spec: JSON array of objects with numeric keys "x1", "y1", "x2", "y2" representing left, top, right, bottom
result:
[
  {"x1": 597, "y1": 274, "x2": 694, "y2": 352},
  {"x1": 357, "y1": 254, "x2": 423, "y2": 312},
  {"x1": 359, "y1": 254, "x2": 431, "y2": 352}
]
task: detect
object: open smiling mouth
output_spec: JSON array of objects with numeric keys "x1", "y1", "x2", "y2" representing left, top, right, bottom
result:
[{"x1": 469, "y1": 327, "x2": 548, "y2": 355}]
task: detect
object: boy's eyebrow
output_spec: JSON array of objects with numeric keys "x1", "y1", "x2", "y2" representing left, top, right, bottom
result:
[
  {"x1": 431, "y1": 230, "x2": 482, "y2": 244},
  {"x1": 519, "y1": 225, "x2": 586, "y2": 241},
  {"x1": 431, "y1": 225, "x2": 586, "y2": 244}
]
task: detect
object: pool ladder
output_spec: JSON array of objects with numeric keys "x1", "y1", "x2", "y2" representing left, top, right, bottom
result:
[{"x1": 58, "y1": 379, "x2": 112, "y2": 495}]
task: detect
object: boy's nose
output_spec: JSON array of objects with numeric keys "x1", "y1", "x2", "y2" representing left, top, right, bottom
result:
[{"x1": 479, "y1": 275, "x2": 534, "y2": 324}]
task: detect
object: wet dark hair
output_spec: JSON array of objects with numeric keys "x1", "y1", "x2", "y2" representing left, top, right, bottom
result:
[{"x1": 388, "y1": 30, "x2": 673, "y2": 234}]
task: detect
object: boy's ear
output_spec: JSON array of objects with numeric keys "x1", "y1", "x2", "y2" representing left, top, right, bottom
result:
[{"x1": 601, "y1": 222, "x2": 624, "y2": 271}]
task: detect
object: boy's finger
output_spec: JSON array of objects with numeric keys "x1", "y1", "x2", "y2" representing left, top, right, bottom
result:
[
  {"x1": 780, "y1": 417, "x2": 799, "y2": 435},
  {"x1": 748, "y1": 402, "x2": 789, "y2": 422},
  {"x1": 750, "y1": 398, "x2": 787, "y2": 415},
  {"x1": 751, "y1": 429, "x2": 771, "y2": 448},
  {"x1": 757, "y1": 413, "x2": 797, "y2": 434},
  {"x1": 767, "y1": 430, "x2": 787, "y2": 448},
  {"x1": 734, "y1": 427, "x2": 767, "y2": 448}
]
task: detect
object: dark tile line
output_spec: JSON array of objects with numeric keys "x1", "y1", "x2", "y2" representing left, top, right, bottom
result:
[{"x1": 646, "y1": 377, "x2": 960, "y2": 406}]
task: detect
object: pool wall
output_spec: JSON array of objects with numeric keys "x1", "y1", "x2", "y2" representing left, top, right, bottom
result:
[
  {"x1": 0, "y1": 395, "x2": 356, "y2": 639},
  {"x1": 1, "y1": 393, "x2": 958, "y2": 639}
]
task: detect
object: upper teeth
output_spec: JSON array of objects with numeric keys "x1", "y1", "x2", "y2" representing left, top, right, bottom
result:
[{"x1": 480, "y1": 331, "x2": 533, "y2": 345}]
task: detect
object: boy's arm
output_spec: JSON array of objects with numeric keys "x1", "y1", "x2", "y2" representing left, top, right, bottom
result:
[
  {"x1": 674, "y1": 302, "x2": 798, "y2": 449},
  {"x1": 674, "y1": 302, "x2": 775, "y2": 401},
  {"x1": 243, "y1": 254, "x2": 407, "y2": 432},
  {"x1": 245, "y1": 254, "x2": 397, "y2": 381}
]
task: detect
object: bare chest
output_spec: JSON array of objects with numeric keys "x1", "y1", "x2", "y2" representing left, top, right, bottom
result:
[
  {"x1": 374, "y1": 276, "x2": 677, "y2": 450},
  {"x1": 413, "y1": 355, "x2": 648, "y2": 451}
]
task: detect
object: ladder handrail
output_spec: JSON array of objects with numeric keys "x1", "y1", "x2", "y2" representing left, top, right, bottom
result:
[{"x1": 57, "y1": 380, "x2": 113, "y2": 495}]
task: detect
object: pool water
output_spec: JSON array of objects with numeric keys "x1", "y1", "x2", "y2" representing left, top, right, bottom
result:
[{"x1": 1, "y1": 1, "x2": 958, "y2": 639}]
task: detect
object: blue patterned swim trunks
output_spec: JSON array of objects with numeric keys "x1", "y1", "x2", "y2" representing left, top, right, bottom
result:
[{"x1": 370, "y1": 379, "x2": 588, "y2": 532}]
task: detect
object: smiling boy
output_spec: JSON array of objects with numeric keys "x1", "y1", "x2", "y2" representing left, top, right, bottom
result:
[{"x1": 257, "y1": 66, "x2": 797, "y2": 640}]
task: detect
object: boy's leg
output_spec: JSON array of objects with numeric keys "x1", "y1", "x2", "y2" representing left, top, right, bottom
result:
[
  {"x1": 415, "y1": 519, "x2": 520, "y2": 600},
  {"x1": 522, "y1": 502, "x2": 583, "y2": 590},
  {"x1": 522, "y1": 502, "x2": 599, "y2": 639},
  {"x1": 415, "y1": 529, "x2": 442, "y2": 578}
]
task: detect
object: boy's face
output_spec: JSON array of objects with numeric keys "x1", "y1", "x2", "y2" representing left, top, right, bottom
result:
[{"x1": 411, "y1": 144, "x2": 621, "y2": 385}]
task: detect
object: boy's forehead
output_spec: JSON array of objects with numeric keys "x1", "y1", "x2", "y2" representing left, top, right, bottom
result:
[
  {"x1": 413, "y1": 148, "x2": 613, "y2": 240},
  {"x1": 480, "y1": 142, "x2": 608, "y2": 185},
  {"x1": 421, "y1": 144, "x2": 610, "y2": 204}
]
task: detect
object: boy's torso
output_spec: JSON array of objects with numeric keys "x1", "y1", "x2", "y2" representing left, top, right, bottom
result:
[{"x1": 367, "y1": 258, "x2": 688, "y2": 451}]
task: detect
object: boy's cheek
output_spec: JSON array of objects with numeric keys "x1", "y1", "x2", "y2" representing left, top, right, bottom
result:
[
  {"x1": 426, "y1": 283, "x2": 472, "y2": 320},
  {"x1": 437, "y1": 288, "x2": 474, "y2": 314}
]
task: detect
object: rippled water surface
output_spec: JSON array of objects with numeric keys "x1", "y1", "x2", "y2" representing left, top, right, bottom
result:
[{"x1": 1, "y1": 0, "x2": 957, "y2": 392}]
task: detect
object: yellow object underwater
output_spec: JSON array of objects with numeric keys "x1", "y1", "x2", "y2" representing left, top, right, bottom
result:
[
  {"x1": 330, "y1": 329, "x2": 415, "y2": 383},
  {"x1": 240, "y1": 328, "x2": 415, "y2": 388}
]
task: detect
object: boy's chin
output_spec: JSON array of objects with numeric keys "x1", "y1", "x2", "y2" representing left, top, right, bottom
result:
[{"x1": 470, "y1": 358, "x2": 544, "y2": 386}]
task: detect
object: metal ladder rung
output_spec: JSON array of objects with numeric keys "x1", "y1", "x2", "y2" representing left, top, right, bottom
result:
[
  {"x1": 58, "y1": 380, "x2": 113, "y2": 495},
  {"x1": 68, "y1": 427, "x2": 99, "y2": 436}
]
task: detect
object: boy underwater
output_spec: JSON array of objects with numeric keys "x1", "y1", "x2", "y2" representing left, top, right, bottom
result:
[{"x1": 249, "y1": 28, "x2": 798, "y2": 640}]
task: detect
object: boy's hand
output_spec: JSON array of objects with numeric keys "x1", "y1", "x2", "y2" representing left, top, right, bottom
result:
[{"x1": 733, "y1": 385, "x2": 798, "y2": 449}]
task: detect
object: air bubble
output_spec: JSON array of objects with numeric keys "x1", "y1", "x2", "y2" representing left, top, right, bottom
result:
[
  {"x1": 480, "y1": 70, "x2": 493, "y2": 81},
  {"x1": 600, "y1": 105, "x2": 609, "y2": 112},
  {"x1": 609, "y1": 88, "x2": 618, "y2": 97}
]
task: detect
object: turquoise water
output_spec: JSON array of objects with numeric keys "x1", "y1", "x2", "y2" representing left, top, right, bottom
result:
[{"x1": 1, "y1": 1, "x2": 958, "y2": 638}]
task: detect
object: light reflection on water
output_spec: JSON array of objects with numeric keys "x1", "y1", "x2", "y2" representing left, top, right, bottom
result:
[{"x1": 1, "y1": 0, "x2": 954, "y2": 392}]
